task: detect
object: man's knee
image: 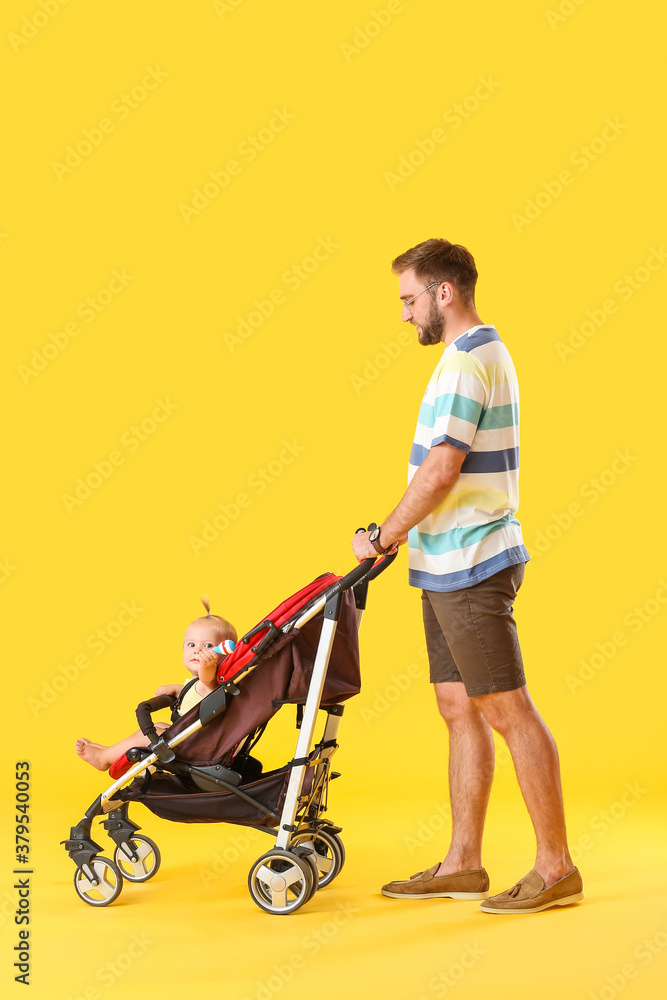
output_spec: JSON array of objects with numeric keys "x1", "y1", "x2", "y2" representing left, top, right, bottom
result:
[
  {"x1": 472, "y1": 685, "x2": 533, "y2": 735},
  {"x1": 434, "y1": 682, "x2": 480, "y2": 724}
]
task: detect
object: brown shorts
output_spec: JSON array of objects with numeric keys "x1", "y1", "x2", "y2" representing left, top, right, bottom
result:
[{"x1": 422, "y1": 562, "x2": 526, "y2": 697}]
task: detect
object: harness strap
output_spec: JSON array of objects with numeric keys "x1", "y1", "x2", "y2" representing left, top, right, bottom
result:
[{"x1": 171, "y1": 678, "x2": 198, "y2": 722}]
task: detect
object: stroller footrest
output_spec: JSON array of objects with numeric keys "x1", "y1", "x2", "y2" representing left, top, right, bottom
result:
[{"x1": 109, "y1": 747, "x2": 152, "y2": 780}]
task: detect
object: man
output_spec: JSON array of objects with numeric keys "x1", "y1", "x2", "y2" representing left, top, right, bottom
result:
[{"x1": 351, "y1": 238, "x2": 582, "y2": 914}]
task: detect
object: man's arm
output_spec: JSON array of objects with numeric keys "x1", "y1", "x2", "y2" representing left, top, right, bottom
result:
[{"x1": 352, "y1": 442, "x2": 466, "y2": 560}]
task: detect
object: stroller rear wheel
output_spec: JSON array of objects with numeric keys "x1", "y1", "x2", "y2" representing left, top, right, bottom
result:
[
  {"x1": 248, "y1": 849, "x2": 315, "y2": 914},
  {"x1": 300, "y1": 851, "x2": 320, "y2": 900},
  {"x1": 73, "y1": 857, "x2": 123, "y2": 907},
  {"x1": 291, "y1": 828, "x2": 345, "y2": 888},
  {"x1": 113, "y1": 835, "x2": 161, "y2": 883}
]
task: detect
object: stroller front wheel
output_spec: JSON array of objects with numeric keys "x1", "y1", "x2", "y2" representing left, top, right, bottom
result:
[
  {"x1": 248, "y1": 850, "x2": 315, "y2": 915},
  {"x1": 73, "y1": 857, "x2": 123, "y2": 907},
  {"x1": 113, "y1": 835, "x2": 161, "y2": 883}
]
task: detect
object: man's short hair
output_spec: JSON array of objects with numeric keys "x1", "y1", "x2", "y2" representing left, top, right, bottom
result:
[{"x1": 391, "y1": 238, "x2": 478, "y2": 305}]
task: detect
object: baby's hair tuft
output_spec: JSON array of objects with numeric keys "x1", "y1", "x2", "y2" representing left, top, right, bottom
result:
[{"x1": 188, "y1": 596, "x2": 238, "y2": 642}]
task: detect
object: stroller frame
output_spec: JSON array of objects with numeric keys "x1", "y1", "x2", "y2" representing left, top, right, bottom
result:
[{"x1": 64, "y1": 549, "x2": 395, "y2": 914}]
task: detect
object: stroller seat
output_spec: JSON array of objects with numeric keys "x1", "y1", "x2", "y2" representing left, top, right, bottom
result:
[
  {"x1": 63, "y1": 552, "x2": 395, "y2": 913},
  {"x1": 107, "y1": 571, "x2": 346, "y2": 782}
]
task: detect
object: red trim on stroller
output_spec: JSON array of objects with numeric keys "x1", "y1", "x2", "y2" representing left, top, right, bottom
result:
[
  {"x1": 217, "y1": 572, "x2": 340, "y2": 682},
  {"x1": 109, "y1": 754, "x2": 133, "y2": 780},
  {"x1": 106, "y1": 572, "x2": 342, "y2": 780}
]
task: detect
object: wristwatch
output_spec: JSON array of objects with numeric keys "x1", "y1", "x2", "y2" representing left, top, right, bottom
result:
[{"x1": 369, "y1": 526, "x2": 386, "y2": 555}]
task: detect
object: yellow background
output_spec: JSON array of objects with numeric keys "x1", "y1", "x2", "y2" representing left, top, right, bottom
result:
[{"x1": 2, "y1": 0, "x2": 666, "y2": 996}]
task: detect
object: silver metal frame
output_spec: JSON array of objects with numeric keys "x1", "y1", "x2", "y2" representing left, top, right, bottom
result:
[
  {"x1": 96, "y1": 588, "x2": 351, "y2": 812},
  {"x1": 275, "y1": 615, "x2": 339, "y2": 849}
]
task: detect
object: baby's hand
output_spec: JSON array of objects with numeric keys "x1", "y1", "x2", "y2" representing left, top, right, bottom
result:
[
  {"x1": 155, "y1": 683, "x2": 181, "y2": 698},
  {"x1": 197, "y1": 647, "x2": 220, "y2": 672},
  {"x1": 196, "y1": 646, "x2": 221, "y2": 688}
]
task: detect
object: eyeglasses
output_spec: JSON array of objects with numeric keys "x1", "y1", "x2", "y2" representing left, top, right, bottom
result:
[{"x1": 400, "y1": 281, "x2": 442, "y2": 312}]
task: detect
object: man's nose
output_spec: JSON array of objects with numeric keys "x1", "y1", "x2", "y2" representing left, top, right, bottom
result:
[{"x1": 401, "y1": 304, "x2": 412, "y2": 321}]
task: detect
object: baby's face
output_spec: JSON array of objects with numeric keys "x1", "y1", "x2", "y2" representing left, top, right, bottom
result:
[{"x1": 182, "y1": 621, "x2": 225, "y2": 675}]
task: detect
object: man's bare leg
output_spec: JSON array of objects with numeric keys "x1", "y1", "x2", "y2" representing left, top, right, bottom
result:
[
  {"x1": 434, "y1": 681, "x2": 495, "y2": 875},
  {"x1": 75, "y1": 724, "x2": 169, "y2": 771},
  {"x1": 472, "y1": 685, "x2": 574, "y2": 887}
]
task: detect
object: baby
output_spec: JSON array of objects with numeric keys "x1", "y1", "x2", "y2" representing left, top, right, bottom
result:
[{"x1": 76, "y1": 598, "x2": 237, "y2": 772}]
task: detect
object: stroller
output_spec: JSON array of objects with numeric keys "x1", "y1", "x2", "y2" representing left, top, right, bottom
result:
[{"x1": 63, "y1": 547, "x2": 395, "y2": 914}]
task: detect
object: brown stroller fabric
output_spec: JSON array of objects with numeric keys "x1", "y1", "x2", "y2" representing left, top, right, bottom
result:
[
  {"x1": 119, "y1": 588, "x2": 359, "y2": 822},
  {"x1": 120, "y1": 769, "x2": 297, "y2": 826}
]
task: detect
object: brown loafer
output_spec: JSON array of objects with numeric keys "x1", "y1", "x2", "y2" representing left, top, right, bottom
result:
[
  {"x1": 480, "y1": 868, "x2": 583, "y2": 913},
  {"x1": 381, "y1": 865, "x2": 490, "y2": 899}
]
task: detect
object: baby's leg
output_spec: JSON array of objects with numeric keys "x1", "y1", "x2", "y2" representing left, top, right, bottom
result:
[{"x1": 75, "y1": 723, "x2": 169, "y2": 772}]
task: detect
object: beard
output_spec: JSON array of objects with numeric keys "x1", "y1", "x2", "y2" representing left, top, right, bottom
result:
[{"x1": 416, "y1": 294, "x2": 445, "y2": 346}]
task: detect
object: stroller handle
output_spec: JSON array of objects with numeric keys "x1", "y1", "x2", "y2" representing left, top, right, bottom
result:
[
  {"x1": 328, "y1": 556, "x2": 377, "y2": 595},
  {"x1": 364, "y1": 547, "x2": 398, "y2": 581},
  {"x1": 327, "y1": 524, "x2": 399, "y2": 596}
]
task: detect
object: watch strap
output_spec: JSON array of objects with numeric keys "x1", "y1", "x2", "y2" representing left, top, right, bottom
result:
[{"x1": 370, "y1": 526, "x2": 386, "y2": 555}]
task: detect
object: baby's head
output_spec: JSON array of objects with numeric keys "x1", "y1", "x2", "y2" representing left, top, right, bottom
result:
[{"x1": 182, "y1": 597, "x2": 238, "y2": 674}]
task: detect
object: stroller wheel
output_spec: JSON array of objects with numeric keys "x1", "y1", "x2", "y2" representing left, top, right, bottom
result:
[
  {"x1": 291, "y1": 828, "x2": 345, "y2": 888},
  {"x1": 113, "y1": 835, "x2": 161, "y2": 883},
  {"x1": 73, "y1": 857, "x2": 123, "y2": 907},
  {"x1": 300, "y1": 851, "x2": 320, "y2": 900},
  {"x1": 248, "y1": 850, "x2": 315, "y2": 915}
]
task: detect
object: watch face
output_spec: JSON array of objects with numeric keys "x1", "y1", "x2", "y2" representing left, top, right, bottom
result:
[{"x1": 369, "y1": 528, "x2": 380, "y2": 542}]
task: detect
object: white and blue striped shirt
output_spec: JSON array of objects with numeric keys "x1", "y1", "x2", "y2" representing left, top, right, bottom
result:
[{"x1": 408, "y1": 325, "x2": 530, "y2": 592}]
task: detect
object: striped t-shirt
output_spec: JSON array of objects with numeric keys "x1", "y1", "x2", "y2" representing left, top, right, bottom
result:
[{"x1": 407, "y1": 325, "x2": 530, "y2": 592}]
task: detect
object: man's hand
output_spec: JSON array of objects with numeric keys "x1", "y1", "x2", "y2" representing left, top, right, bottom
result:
[
  {"x1": 351, "y1": 530, "x2": 376, "y2": 562},
  {"x1": 351, "y1": 530, "x2": 402, "y2": 563}
]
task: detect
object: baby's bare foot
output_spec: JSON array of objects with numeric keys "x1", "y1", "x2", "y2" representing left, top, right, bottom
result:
[
  {"x1": 75, "y1": 738, "x2": 111, "y2": 771},
  {"x1": 75, "y1": 737, "x2": 103, "y2": 754}
]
